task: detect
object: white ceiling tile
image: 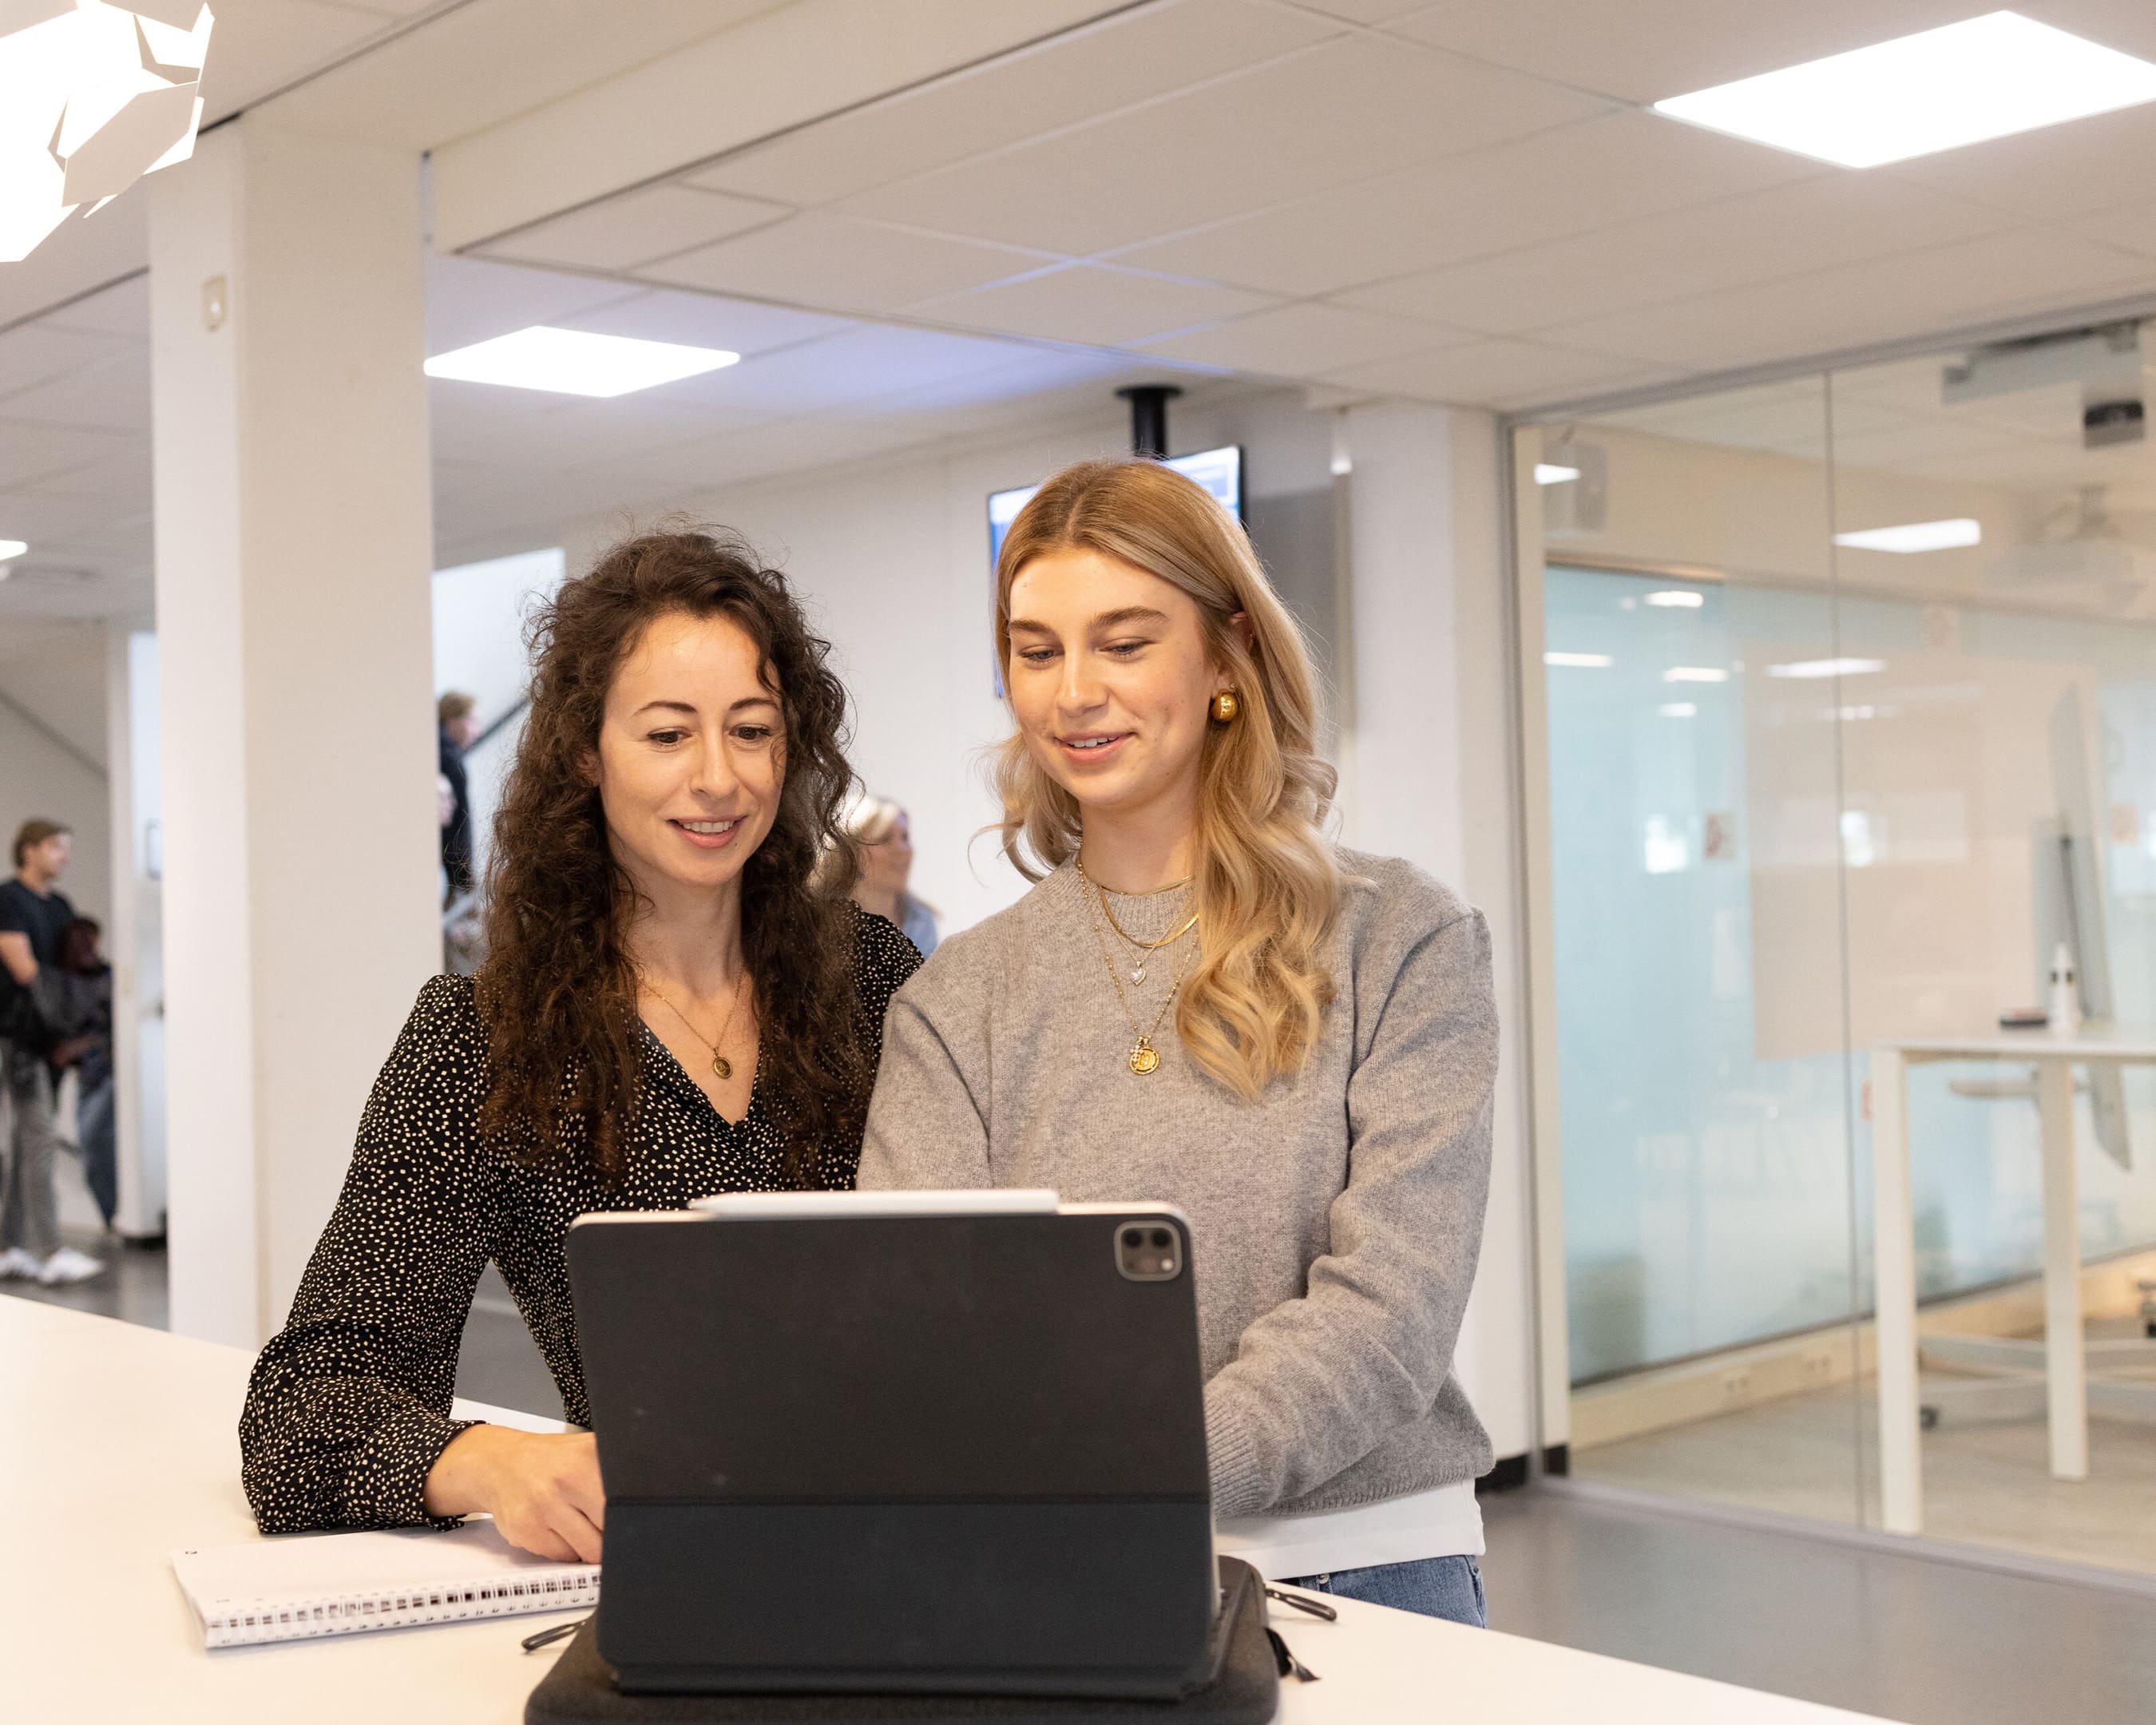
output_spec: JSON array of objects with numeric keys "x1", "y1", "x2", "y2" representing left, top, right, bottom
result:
[
  {"x1": 0, "y1": 422, "x2": 136, "y2": 487},
  {"x1": 38, "y1": 272, "x2": 149, "y2": 340},
  {"x1": 837, "y1": 34, "x2": 1609, "y2": 256},
  {"x1": 1112, "y1": 109, "x2": 1819, "y2": 296},
  {"x1": 686, "y1": 0, "x2": 1342, "y2": 207},
  {"x1": 18, "y1": 444, "x2": 150, "y2": 498},
  {"x1": 551, "y1": 288, "x2": 854, "y2": 358},
  {"x1": 1332, "y1": 172, "x2": 2009, "y2": 335},
  {"x1": 1286, "y1": 0, "x2": 1425, "y2": 21},
  {"x1": 1136, "y1": 301, "x2": 1464, "y2": 376},
  {"x1": 0, "y1": 490, "x2": 122, "y2": 546},
  {"x1": 656, "y1": 325, "x2": 1040, "y2": 418},
  {"x1": 1322, "y1": 339, "x2": 1672, "y2": 407},
  {"x1": 425, "y1": 253, "x2": 642, "y2": 355},
  {"x1": 0, "y1": 327, "x2": 117, "y2": 402},
  {"x1": 1881, "y1": 98, "x2": 2156, "y2": 220},
  {"x1": 0, "y1": 355, "x2": 150, "y2": 433},
  {"x1": 1548, "y1": 228, "x2": 2156, "y2": 372},
  {"x1": 2069, "y1": 195, "x2": 2156, "y2": 258},
  {"x1": 914, "y1": 266, "x2": 1275, "y2": 348},
  {"x1": 198, "y1": 0, "x2": 406, "y2": 118},
  {"x1": 1385, "y1": 0, "x2": 1987, "y2": 105},
  {"x1": 428, "y1": 383, "x2": 766, "y2": 472},
  {"x1": 479, "y1": 185, "x2": 790, "y2": 272},
  {"x1": 641, "y1": 213, "x2": 1052, "y2": 315}
]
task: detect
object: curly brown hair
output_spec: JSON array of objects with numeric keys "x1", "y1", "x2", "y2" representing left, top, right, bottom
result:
[{"x1": 477, "y1": 527, "x2": 865, "y2": 1184}]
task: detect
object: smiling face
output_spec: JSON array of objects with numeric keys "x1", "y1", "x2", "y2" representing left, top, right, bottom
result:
[
  {"x1": 594, "y1": 609, "x2": 784, "y2": 903},
  {"x1": 1005, "y1": 547, "x2": 1221, "y2": 826}
]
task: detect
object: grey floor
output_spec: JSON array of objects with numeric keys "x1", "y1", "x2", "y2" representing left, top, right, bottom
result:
[
  {"x1": 14, "y1": 1251, "x2": 2156, "y2": 1722},
  {"x1": 1483, "y1": 1487, "x2": 2156, "y2": 1724}
]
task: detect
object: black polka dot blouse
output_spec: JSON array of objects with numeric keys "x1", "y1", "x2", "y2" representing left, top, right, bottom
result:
[{"x1": 239, "y1": 906, "x2": 921, "y2": 1535}]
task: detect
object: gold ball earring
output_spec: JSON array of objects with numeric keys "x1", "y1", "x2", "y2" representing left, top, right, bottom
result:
[{"x1": 1209, "y1": 688, "x2": 1242, "y2": 725}]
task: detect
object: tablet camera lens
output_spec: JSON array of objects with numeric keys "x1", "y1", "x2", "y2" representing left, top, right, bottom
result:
[{"x1": 1149, "y1": 1228, "x2": 1171, "y2": 1249}]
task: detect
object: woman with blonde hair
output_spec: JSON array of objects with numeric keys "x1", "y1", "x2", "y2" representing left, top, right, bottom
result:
[{"x1": 858, "y1": 458, "x2": 1499, "y2": 1624}]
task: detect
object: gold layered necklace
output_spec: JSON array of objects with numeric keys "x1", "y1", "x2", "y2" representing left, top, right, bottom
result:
[
  {"x1": 1077, "y1": 856, "x2": 1198, "y2": 985},
  {"x1": 643, "y1": 969, "x2": 751, "y2": 1081},
  {"x1": 1076, "y1": 859, "x2": 1199, "y2": 1076}
]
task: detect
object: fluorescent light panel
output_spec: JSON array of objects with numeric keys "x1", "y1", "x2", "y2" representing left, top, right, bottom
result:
[
  {"x1": 1533, "y1": 462, "x2": 1581, "y2": 485},
  {"x1": 1643, "y1": 589, "x2": 1705, "y2": 607},
  {"x1": 1653, "y1": 12, "x2": 2156, "y2": 169},
  {"x1": 1833, "y1": 518, "x2": 1982, "y2": 553},
  {"x1": 1544, "y1": 651, "x2": 1613, "y2": 668},
  {"x1": 1659, "y1": 702, "x2": 1698, "y2": 718},
  {"x1": 423, "y1": 327, "x2": 740, "y2": 398},
  {"x1": 1769, "y1": 658, "x2": 1888, "y2": 680},
  {"x1": 0, "y1": 540, "x2": 25, "y2": 561},
  {"x1": 1665, "y1": 666, "x2": 1730, "y2": 683}
]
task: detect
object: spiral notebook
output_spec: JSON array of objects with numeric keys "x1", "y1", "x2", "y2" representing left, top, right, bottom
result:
[{"x1": 172, "y1": 1520, "x2": 600, "y2": 1649}]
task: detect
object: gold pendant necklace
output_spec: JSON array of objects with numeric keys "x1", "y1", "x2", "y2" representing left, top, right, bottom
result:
[
  {"x1": 1076, "y1": 856, "x2": 1198, "y2": 985},
  {"x1": 644, "y1": 969, "x2": 751, "y2": 1081},
  {"x1": 1077, "y1": 866, "x2": 1199, "y2": 1075}
]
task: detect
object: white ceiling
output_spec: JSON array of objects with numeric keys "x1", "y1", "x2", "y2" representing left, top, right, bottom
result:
[
  {"x1": 0, "y1": 256, "x2": 1225, "y2": 621},
  {"x1": 465, "y1": 0, "x2": 2156, "y2": 411},
  {"x1": 14, "y1": 0, "x2": 2156, "y2": 621}
]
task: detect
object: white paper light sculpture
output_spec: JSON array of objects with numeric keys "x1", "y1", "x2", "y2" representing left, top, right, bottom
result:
[{"x1": 0, "y1": 2, "x2": 213, "y2": 264}]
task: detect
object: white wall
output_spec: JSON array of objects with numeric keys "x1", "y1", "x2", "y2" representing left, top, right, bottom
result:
[{"x1": 433, "y1": 546, "x2": 565, "y2": 886}]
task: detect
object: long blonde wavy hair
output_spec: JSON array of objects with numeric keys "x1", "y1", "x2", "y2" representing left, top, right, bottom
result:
[{"x1": 994, "y1": 458, "x2": 1342, "y2": 1098}]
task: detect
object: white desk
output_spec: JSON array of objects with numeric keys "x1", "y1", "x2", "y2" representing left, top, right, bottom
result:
[
  {"x1": 2, "y1": 1296, "x2": 1890, "y2": 1723},
  {"x1": 1870, "y1": 1023, "x2": 2156, "y2": 1535}
]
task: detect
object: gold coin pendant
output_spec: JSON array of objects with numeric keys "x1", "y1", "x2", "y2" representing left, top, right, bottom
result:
[
  {"x1": 711, "y1": 1053, "x2": 732, "y2": 1081},
  {"x1": 1128, "y1": 1039, "x2": 1160, "y2": 1077}
]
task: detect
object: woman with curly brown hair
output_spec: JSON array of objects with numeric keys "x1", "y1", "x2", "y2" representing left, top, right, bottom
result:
[{"x1": 240, "y1": 529, "x2": 919, "y2": 1561}]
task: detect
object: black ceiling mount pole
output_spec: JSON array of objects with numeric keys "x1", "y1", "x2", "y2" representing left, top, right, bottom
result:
[{"x1": 1116, "y1": 383, "x2": 1183, "y2": 458}]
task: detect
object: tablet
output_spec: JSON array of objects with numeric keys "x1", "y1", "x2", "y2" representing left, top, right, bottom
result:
[{"x1": 565, "y1": 1194, "x2": 1215, "y2": 1699}]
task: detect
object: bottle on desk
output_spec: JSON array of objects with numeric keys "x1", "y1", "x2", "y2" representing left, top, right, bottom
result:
[{"x1": 2048, "y1": 942, "x2": 2082, "y2": 1037}]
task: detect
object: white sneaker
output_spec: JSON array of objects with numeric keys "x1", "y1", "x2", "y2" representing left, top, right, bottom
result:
[
  {"x1": 37, "y1": 1246, "x2": 105, "y2": 1285},
  {"x1": 0, "y1": 1247, "x2": 36, "y2": 1279}
]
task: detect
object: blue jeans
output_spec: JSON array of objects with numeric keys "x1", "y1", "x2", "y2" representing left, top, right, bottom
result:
[{"x1": 1280, "y1": 1555, "x2": 1485, "y2": 1627}]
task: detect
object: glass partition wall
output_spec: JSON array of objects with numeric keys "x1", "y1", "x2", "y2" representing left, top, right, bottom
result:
[{"x1": 1520, "y1": 329, "x2": 2156, "y2": 1577}]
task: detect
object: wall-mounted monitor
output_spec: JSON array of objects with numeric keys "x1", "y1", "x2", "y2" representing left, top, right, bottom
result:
[{"x1": 988, "y1": 446, "x2": 1244, "y2": 573}]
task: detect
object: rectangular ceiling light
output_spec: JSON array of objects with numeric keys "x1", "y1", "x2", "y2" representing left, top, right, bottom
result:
[
  {"x1": 0, "y1": 540, "x2": 25, "y2": 561},
  {"x1": 1643, "y1": 589, "x2": 1706, "y2": 607},
  {"x1": 1664, "y1": 665, "x2": 1730, "y2": 683},
  {"x1": 1544, "y1": 651, "x2": 1614, "y2": 668},
  {"x1": 1767, "y1": 657, "x2": 1888, "y2": 679},
  {"x1": 1833, "y1": 518, "x2": 1982, "y2": 553},
  {"x1": 1533, "y1": 462, "x2": 1581, "y2": 485},
  {"x1": 423, "y1": 327, "x2": 740, "y2": 397},
  {"x1": 1653, "y1": 12, "x2": 2156, "y2": 169},
  {"x1": 1659, "y1": 702, "x2": 1698, "y2": 718}
]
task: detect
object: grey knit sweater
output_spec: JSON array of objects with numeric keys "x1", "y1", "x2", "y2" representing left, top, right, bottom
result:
[{"x1": 856, "y1": 851, "x2": 1498, "y2": 1520}]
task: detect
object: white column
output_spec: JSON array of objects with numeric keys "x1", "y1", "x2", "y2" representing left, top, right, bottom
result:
[
  {"x1": 1871, "y1": 1049, "x2": 1923, "y2": 1533},
  {"x1": 2037, "y1": 1055, "x2": 2089, "y2": 1481},
  {"x1": 148, "y1": 121, "x2": 440, "y2": 1347},
  {"x1": 1338, "y1": 399, "x2": 1537, "y2": 1468},
  {"x1": 104, "y1": 626, "x2": 165, "y2": 1239}
]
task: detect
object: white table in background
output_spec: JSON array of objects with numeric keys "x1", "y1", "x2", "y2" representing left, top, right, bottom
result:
[
  {"x1": 1, "y1": 1295, "x2": 1892, "y2": 1723},
  {"x1": 1870, "y1": 1022, "x2": 2156, "y2": 1536}
]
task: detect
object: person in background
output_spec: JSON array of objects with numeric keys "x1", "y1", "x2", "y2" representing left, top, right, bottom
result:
[
  {"x1": 438, "y1": 690, "x2": 479, "y2": 902},
  {"x1": 839, "y1": 792, "x2": 938, "y2": 958},
  {"x1": 48, "y1": 917, "x2": 117, "y2": 1233},
  {"x1": 0, "y1": 819, "x2": 103, "y2": 1285},
  {"x1": 858, "y1": 459, "x2": 1498, "y2": 1625}
]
